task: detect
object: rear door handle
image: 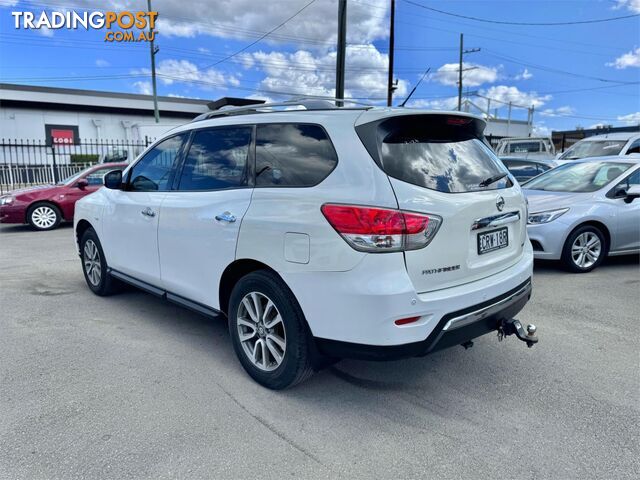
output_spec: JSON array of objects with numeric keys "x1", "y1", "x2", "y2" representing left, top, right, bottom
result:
[
  {"x1": 141, "y1": 207, "x2": 156, "y2": 218},
  {"x1": 215, "y1": 212, "x2": 236, "y2": 223}
]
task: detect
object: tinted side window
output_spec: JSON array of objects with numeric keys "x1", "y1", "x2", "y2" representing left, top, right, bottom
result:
[
  {"x1": 503, "y1": 160, "x2": 538, "y2": 180},
  {"x1": 129, "y1": 135, "x2": 185, "y2": 192},
  {"x1": 625, "y1": 139, "x2": 640, "y2": 155},
  {"x1": 178, "y1": 127, "x2": 252, "y2": 191},
  {"x1": 256, "y1": 124, "x2": 338, "y2": 187},
  {"x1": 85, "y1": 167, "x2": 120, "y2": 186}
]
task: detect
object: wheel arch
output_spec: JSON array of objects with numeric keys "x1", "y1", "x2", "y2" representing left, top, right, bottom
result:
[
  {"x1": 566, "y1": 220, "x2": 611, "y2": 254},
  {"x1": 75, "y1": 219, "x2": 95, "y2": 250},
  {"x1": 219, "y1": 259, "x2": 285, "y2": 316}
]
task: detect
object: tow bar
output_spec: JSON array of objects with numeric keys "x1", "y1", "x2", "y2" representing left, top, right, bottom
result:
[{"x1": 498, "y1": 319, "x2": 538, "y2": 348}]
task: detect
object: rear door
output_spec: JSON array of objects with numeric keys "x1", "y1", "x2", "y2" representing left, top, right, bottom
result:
[
  {"x1": 356, "y1": 113, "x2": 527, "y2": 293},
  {"x1": 157, "y1": 125, "x2": 254, "y2": 309}
]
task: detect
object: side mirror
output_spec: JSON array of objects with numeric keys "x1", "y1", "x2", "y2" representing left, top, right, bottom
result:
[
  {"x1": 624, "y1": 185, "x2": 640, "y2": 204},
  {"x1": 103, "y1": 170, "x2": 123, "y2": 190},
  {"x1": 76, "y1": 179, "x2": 88, "y2": 190}
]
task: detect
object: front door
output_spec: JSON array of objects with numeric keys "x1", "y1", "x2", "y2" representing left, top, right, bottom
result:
[
  {"x1": 158, "y1": 126, "x2": 254, "y2": 309},
  {"x1": 101, "y1": 134, "x2": 186, "y2": 286},
  {"x1": 610, "y1": 169, "x2": 640, "y2": 252}
]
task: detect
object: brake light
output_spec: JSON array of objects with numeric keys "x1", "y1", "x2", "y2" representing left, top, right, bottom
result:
[
  {"x1": 446, "y1": 117, "x2": 472, "y2": 126},
  {"x1": 321, "y1": 204, "x2": 442, "y2": 252}
]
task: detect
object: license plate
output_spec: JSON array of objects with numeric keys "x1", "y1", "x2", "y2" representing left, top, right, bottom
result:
[{"x1": 477, "y1": 227, "x2": 508, "y2": 255}]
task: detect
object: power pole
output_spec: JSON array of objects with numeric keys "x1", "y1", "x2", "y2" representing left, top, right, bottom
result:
[
  {"x1": 148, "y1": 0, "x2": 160, "y2": 123},
  {"x1": 335, "y1": 0, "x2": 347, "y2": 107},
  {"x1": 457, "y1": 33, "x2": 480, "y2": 111},
  {"x1": 387, "y1": 0, "x2": 396, "y2": 107},
  {"x1": 457, "y1": 33, "x2": 464, "y2": 111}
]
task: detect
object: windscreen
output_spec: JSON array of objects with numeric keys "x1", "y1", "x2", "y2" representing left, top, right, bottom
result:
[
  {"x1": 359, "y1": 115, "x2": 510, "y2": 193},
  {"x1": 559, "y1": 140, "x2": 626, "y2": 160},
  {"x1": 524, "y1": 161, "x2": 631, "y2": 192}
]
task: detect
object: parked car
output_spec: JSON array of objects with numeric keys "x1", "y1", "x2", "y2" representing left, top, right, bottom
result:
[
  {"x1": 500, "y1": 156, "x2": 557, "y2": 183},
  {"x1": 74, "y1": 102, "x2": 536, "y2": 389},
  {"x1": 557, "y1": 132, "x2": 640, "y2": 164},
  {"x1": 0, "y1": 163, "x2": 127, "y2": 231},
  {"x1": 495, "y1": 137, "x2": 556, "y2": 159},
  {"x1": 524, "y1": 157, "x2": 640, "y2": 272}
]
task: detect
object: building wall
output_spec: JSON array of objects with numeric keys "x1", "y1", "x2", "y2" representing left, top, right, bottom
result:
[{"x1": 0, "y1": 106, "x2": 189, "y2": 142}]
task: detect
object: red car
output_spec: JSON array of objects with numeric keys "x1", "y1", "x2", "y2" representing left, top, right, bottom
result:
[{"x1": 0, "y1": 163, "x2": 127, "y2": 231}]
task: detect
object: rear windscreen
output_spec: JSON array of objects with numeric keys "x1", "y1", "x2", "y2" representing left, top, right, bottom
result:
[{"x1": 357, "y1": 115, "x2": 511, "y2": 193}]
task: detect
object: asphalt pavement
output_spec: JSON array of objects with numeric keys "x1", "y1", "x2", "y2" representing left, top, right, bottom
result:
[{"x1": 1, "y1": 223, "x2": 638, "y2": 479}]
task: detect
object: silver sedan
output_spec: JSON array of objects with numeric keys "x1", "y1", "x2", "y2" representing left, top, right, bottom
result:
[{"x1": 523, "y1": 156, "x2": 640, "y2": 272}]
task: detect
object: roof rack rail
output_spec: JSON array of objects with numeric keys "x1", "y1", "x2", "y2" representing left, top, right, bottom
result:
[{"x1": 192, "y1": 97, "x2": 373, "y2": 122}]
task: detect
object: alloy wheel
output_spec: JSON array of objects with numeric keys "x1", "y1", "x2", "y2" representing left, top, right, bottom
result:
[
  {"x1": 237, "y1": 291, "x2": 286, "y2": 372},
  {"x1": 31, "y1": 206, "x2": 57, "y2": 229},
  {"x1": 571, "y1": 232, "x2": 601, "y2": 269},
  {"x1": 83, "y1": 239, "x2": 102, "y2": 287}
]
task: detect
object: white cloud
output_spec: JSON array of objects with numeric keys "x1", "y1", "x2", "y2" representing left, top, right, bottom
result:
[
  {"x1": 614, "y1": 0, "x2": 640, "y2": 13},
  {"x1": 39, "y1": 0, "x2": 390, "y2": 46},
  {"x1": 533, "y1": 122, "x2": 551, "y2": 136},
  {"x1": 133, "y1": 81, "x2": 152, "y2": 95},
  {"x1": 407, "y1": 96, "x2": 459, "y2": 110},
  {"x1": 514, "y1": 68, "x2": 532, "y2": 81},
  {"x1": 617, "y1": 112, "x2": 640, "y2": 124},
  {"x1": 540, "y1": 105, "x2": 575, "y2": 117},
  {"x1": 132, "y1": 59, "x2": 241, "y2": 90},
  {"x1": 243, "y1": 45, "x2": 408, "y2": 100},
  {"x1": 95, "y1": 59, "x2": 110, "y2": 68},
  {"x1": 607, "y1": 47, "x2": 640, "y2": 69},
  {"x1": 431, "y1": 62, "x2": 499, "y2": 87},
  {"x1": 480, "y1": 85, "x2": 551, "y2": 108}
]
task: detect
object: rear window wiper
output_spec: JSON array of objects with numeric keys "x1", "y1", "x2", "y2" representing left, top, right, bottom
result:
[{"x1": 479, "y1": 172, "x2": 508, "y2": 187}]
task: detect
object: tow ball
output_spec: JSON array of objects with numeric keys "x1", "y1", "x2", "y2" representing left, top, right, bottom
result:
[{"x1": 498, "y1": 319, "x2": 538, "y2": 348}]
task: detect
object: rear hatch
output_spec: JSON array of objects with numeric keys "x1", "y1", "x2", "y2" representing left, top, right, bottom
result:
[{"x1": 356, "y1": 112, "x2": 527, "y2": 293}]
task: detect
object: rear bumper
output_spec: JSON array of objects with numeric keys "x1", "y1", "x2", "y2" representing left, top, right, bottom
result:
[{"x1": 316, "y1": 278, "x2": 532, "y2": 360}]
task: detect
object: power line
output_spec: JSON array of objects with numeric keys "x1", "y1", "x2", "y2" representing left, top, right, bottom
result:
[
  {"x1": 483, "y1": 50, "x2": 637, "y2": 84},
  {"x1": 200, "y1": 0, "x2": 318, "y2": 69},
  {"x1": 401, "y1": 0, "x2": 640, "y2": 26}
]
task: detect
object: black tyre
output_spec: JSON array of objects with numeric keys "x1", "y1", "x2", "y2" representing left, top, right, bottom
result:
[
  {"x1": 561, "y1": 225, "x2": 607, "y2": 273},
  {"x1": 80, "y1": 228, "x2": 120, "y2": 296},
  {"x1": 228, "y1": 270, "x2": 314, "y2": 389},
  {"x1": 27, "y1": 202, "x2": 61, "y2": 231}
]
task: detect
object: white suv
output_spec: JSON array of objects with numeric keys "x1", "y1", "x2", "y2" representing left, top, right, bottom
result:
[{"x1": 75, "y1": 101, "x2": 536, "y2": 389}]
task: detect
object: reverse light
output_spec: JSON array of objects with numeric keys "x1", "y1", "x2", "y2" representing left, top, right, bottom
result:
[
  {"x1": 527, "y1": 208, "x2": 569, "y2": 225},
  {"x1": 321, "y1": 204, "x2": 442, "y2": 253}
]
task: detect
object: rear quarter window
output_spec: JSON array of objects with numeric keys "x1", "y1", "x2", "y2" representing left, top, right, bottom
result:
[{"x1": 255, "y1": 123, "x2": 338, "y2": 187}]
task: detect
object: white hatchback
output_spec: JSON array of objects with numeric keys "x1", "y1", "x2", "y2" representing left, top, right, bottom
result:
[{"x1": 75, "y1": 101, "x2": 536, "y2": 389}]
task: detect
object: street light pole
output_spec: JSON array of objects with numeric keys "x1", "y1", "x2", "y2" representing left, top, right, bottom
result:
[{"x1": 335, "y1": 0, "x2": 347, "y2": 107}]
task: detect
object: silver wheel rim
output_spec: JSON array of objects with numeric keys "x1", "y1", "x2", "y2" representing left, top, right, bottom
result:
[
  {"x1": 237, "y1": 292, "x2": 286, "y2": 372},
  {"x1": 571, "y1": 232, "x2": 601, "y2": 269},
  {"x1": 31, "y1": 206, "x2": 57, "y2": 229},
  {"x1": 83, "y1": 239, "x2": 102, "y2": 287}
]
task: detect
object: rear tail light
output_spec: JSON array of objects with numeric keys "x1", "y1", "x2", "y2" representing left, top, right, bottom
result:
[{"x1": 321, "y1": 204, "x2": 442, "y2": 253}]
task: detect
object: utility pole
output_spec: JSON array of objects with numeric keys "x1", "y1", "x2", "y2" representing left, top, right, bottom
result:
[
  {"x1": 457, "y1": 33, "x2": 480, "y2": 111},
  {"x1": 148, "y1": 0, "x2": 160, "y2": 123},
  {"x1": 335, "y1": 0, "x2": 347, "y2": 107},
  {"x1": 457, "y1": 33, "x2": 463, "y2": 111},
  {"x1": 387, "y1": 0, "x2": 396, "y2": 107}
]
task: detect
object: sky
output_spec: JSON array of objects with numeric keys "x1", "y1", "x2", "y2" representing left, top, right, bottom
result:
[{"x1": 0, "y1": 0, "x2": 639, "y2": 134}]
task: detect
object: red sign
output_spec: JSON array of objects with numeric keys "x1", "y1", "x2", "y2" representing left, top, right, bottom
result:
[{"x1": 51, "y1": 129, "x2": 75, "y2": 144}]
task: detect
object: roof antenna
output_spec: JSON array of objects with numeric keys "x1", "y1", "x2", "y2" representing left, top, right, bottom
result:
[{"x1": 399, "y1": 68, "x2": 431, "y2": 107}]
